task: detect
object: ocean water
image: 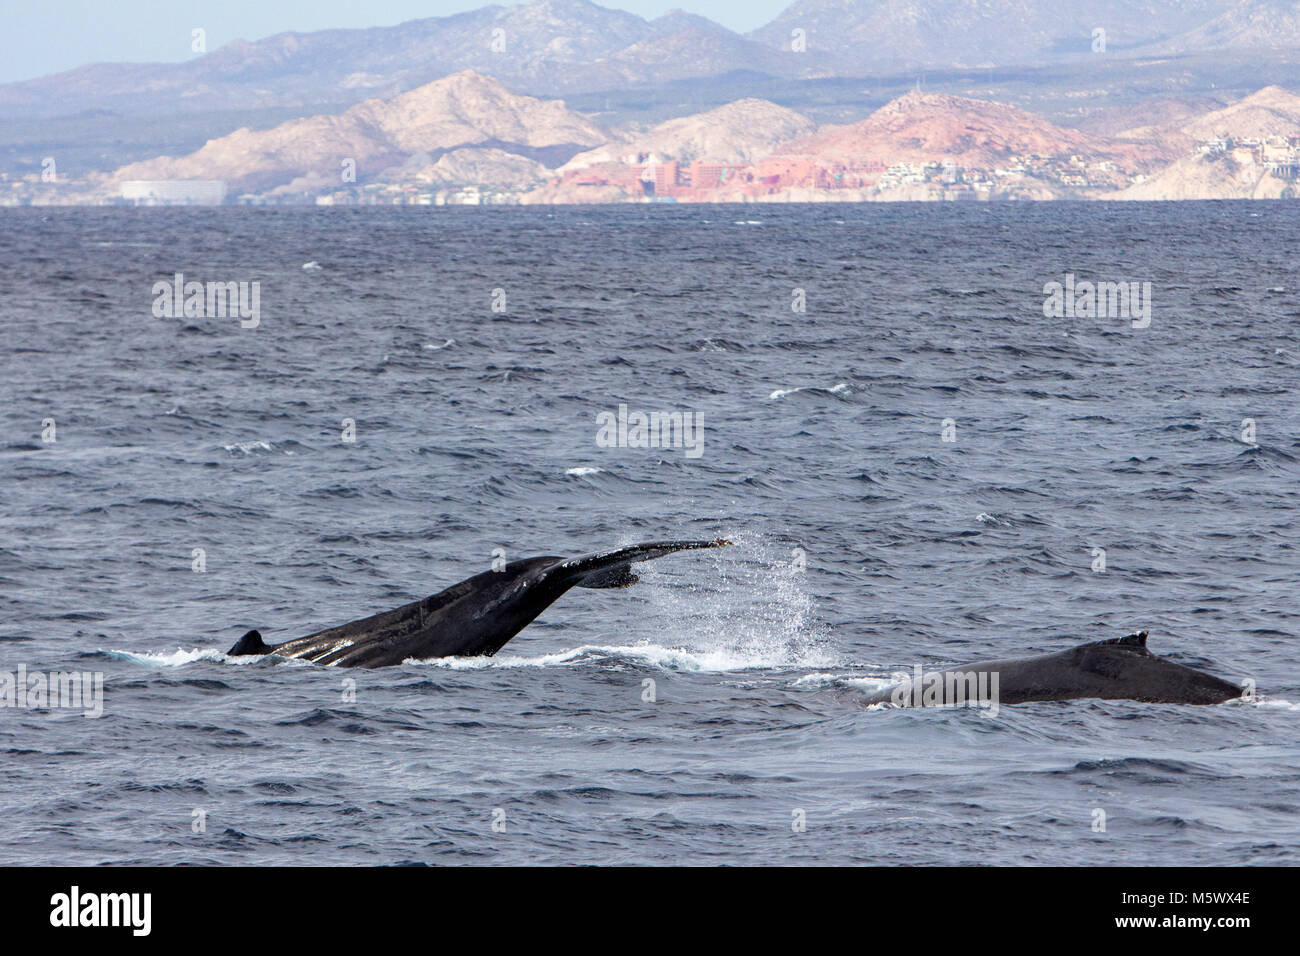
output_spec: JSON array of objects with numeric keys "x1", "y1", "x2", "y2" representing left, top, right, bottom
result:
[{"x1": 1, "y1": 202, "x2": 1297, "y2": 865}]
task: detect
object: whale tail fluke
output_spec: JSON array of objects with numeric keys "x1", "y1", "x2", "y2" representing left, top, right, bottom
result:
[
  {"x1": 578, "y1": 564, "x2": 640, "y2": 588},
  {"x1": 228, "y1": 629, "x2": 270, "y2": 657},
  {"x1": 566, "y1": 538, "x2": 731, "y2": 589},
  {"x1": 223, "y1": 538, "x2": 731, "y2": 666}
]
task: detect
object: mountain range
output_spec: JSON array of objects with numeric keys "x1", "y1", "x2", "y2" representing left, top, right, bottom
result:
[
  {"x1": 0, "y1": 1, "x2": 790, "y2": 117},
  {"x1": 8, "y1": 0, "x2": 1300, "y2": 122}
]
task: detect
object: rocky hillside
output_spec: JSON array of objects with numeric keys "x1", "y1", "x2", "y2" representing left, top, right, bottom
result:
[
  {"x1": 1110, "y1": 86, "x2": 1300, "y2": 199},
  {"x1": 108, "y1": 71, "x2": 606, "y2": 195},
  {"x1": 407, "y1": 148, "x2": 551, "y2": 189},
  {"x1": 561, "y1": 99, "x2": 816, "y2": 169},
  {"x1": 1113, "y1": 152, "x2": 1293, "y2": 201},
  {"x1": 1179, "y1": 85, "x2": 1300, "y2": 139},
  {"x1": 1142, "y1": 0, "x2": 1300, "y2": 54},
  {"x1": 779, "y1": 91, "x2": 1173, "y2": 171},
  {"x1": 75, "y1": 79, "x2": 1300, "y2": 204}
]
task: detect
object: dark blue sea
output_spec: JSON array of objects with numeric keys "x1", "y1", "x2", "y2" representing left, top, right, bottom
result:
[{"x1": 1, "y1": 202, "x2": 1297, "y2": 865}]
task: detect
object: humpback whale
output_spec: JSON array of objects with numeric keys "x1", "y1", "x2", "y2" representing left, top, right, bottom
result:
[
  {"x1": 227, "y1": 539, "x2": 728, "y2": 668},
  {"x1": 860, "y1": 630, "x2": 1243, "y2": 708}
]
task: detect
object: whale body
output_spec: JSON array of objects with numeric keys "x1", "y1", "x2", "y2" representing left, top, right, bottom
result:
[
  {"x1": 860, "y1": 631, "x2": 1243, "y2": 708},
  {"x1": 227, "y1": 539, "x2": 728, "y2": 668}
]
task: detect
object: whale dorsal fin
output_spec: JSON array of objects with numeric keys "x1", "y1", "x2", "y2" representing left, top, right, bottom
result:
[
  {"x1": 1079, "y1": 630, "x2": 1153, "y2": 678},
  {"x1": 228, "y1": 629, "x2": 269, "y2": 656},
  {"x1": 1101, "y1": 629, "x2": 1148, "y2": 648}
]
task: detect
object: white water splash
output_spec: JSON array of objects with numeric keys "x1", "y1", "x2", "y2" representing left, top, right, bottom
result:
[
  {"x1": 102, "y1": 647, "x2": 232, "y2": 667},
  {"x1": 794, "y1": 671, "x2": 891, "y2": 691},
  {"x1": 406, "y1": 642, "x2": 800, "y2": 673},
  {"x1": 629, "y1": 530, "x2": 836, "y2": 670},
  {"x1": 769, "y1": 383, "x2": 850, "y2": 401},
  {"x1": 1249, "y1": 697, "x2": 1299, "y2": 711},
  {"x1": 222, "y1": 440, "x2": 274, "y2": 455}
]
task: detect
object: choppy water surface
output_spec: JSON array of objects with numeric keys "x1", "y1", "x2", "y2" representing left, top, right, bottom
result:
[{"x1": 1, "y1": 203, "x2": 1297, "y2": 865}]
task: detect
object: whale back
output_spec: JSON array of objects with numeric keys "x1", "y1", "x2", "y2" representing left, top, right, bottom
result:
[
  {"x1": 863, "y1": 630, "x2": 1242, "y2": 707},
  {"x1": 1064, "y1": 632, "x2": 1241, "y2": 704}
]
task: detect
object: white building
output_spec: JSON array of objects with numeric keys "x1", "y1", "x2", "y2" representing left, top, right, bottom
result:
[{"x1": 120, "y1": 180, "x2": 227, "y2": 206}]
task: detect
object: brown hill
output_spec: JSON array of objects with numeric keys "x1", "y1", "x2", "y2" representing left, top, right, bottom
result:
[
  {"x1": 1179, "y1": 85, "x2": 1300, "y2": 140},
  {"x1": 1111, "y1": 86, "x2": 1300, "y2": 148},
  {"x1": 109, "y1": 70, "x2": 607, "y2": 195},
  {"x1": 1074, "y1": 95, "x2": 1227, "y2": 139},
  {"x1": 410, "y1": 148, "x2": 550, "y2": 188},
  {"x1": 779, "y1": 91, "x2": 1173, "y2": 171},
  {"x1": 560, "y1": 98, "x2": 816, "y2": 169},
  {"x1": 1113, "y1": 152, "x2": 1293, "y2": 201},
  {"x1": 1111, "y1": 86, "x2": 1300, "y2": 200}
]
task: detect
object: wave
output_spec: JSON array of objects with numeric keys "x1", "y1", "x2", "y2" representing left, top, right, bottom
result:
[{"x1": 768, "y1": 382, "x2": 851, "y2": 400}]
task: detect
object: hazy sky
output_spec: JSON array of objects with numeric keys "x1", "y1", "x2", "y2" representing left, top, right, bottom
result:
[{"x1": 1, "y1": 0, "x2": 793, "y2": 84}]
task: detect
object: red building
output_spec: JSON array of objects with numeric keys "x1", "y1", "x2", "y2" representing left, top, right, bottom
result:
[
  {"x1": 690, "y1": 162, "x2": 749, "y2": 189},
  {"x1": 646, "y1": 161, "x2": 679, "y2": 195}
]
